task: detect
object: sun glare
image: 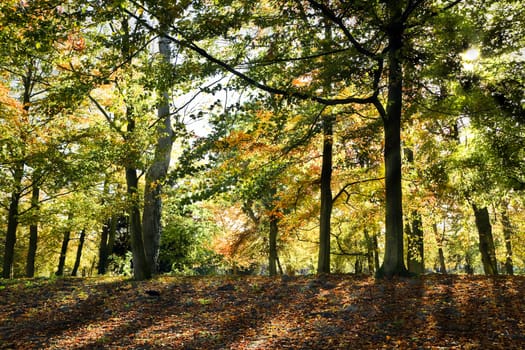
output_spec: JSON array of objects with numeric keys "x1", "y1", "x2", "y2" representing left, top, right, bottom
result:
[{"x1": 461, "y1": 47, "x2": 480, "y2": 71}]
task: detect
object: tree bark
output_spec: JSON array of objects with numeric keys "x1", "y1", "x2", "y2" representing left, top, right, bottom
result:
[
  {"x1": 127, "y1": 167, "x2": 151, "y2": 280},
  {"x1": 56, "y1": 217, "x2": 72, "y2": 277},
  {"x1": 142, "y1": 26, "x2": 174, "y2": 273},
  {"x1": 472, "y1": 205, "x2": 498, "y2": 275},
  {"x1": 318, "y1": 113, "x2": 334, "y2": 274},
  {"x1": 407, "y1": 211, "x2": 424, "y2": 274},
  {"x1": 2, "y1": 164, "x2": 24, "y2": 279},
  {"x1": 364, "y1": 229, "x2": 375, "y2": 274},
  {"x1": 500, "y1": 201, "x2": 514, "y2": 275},
  {"x1": 71, "y1": 229, "x2": 86, "y2": 277},
  {"x1": 377, "y1": 2, "x2": 409, "y2": 277},
  {"x1": 98, "y1": 219, "x2": 110, "y2": 275},
  {"x1": 268, "y1": 215, "x2": 278, "y2": 276},
  {"x1": 26, "y1": 185, "x2": 40, "y2": 277},
  {"x1": 432, "y1": 222, "x2": 447, "y2": 274}
]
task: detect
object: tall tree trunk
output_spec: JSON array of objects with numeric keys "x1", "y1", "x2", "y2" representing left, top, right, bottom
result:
[
  {"x1": 268, "y1": 215, "x2": 278, "y2": 276},
  {"x1": 127, "y1": 167, "x2": 151, "y2": 281},
  {"x1": 432, "y1": 222, "x2": 447, "y2": 274},
  {"x1": 318, "y1": 113, "x2": 334, "y2": 274},
  {"x1": 119, "y1": 16, "x2": 151, "y2": 281},
  {"x1": 26, "y1": 185, "x2": 40, "y2": 277},
  {"x1": 2, "y1": 164, "x2": 24, "y2": 279},
  {"x1": 472, "y1": 205, "x2": 498, "y2": 275},
  {"x1": 377, "y1": 2, "x2": 408, "y2": 277},
  {"x1": 500, "y1": 200, "x2": 514, "y2": 275},
  {"x1": 71, "y1": 229, "x2": 86, "y2": 277},
  {"x1": 407, "y1": 211, "x2": 424, "y2": 274},
  {"x1": 142, "y1": 25, "x2": 174, "y2": 274}
]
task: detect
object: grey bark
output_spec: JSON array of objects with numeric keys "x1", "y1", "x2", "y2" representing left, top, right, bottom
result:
[{"x1": 142, "y1": 29, "x2": 174, "y2": 273}]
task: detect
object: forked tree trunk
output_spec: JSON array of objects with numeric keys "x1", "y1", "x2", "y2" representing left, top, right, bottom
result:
[
  {"x1": 473, "y1": 205, "x2": 498, "y2": 275},
  {"x1": 127, "y1": 167, "x2": 151, "y2": 281}
]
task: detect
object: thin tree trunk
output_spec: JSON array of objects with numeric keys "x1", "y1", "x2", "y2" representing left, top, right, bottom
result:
[
  {"x1": 120, "y1": 16, "x2": 151, "y2": 281},
  {"x1": 2, "y1": 164, "x2": 24, "y2": 279},
  {"x1": 56, "y1": 215, "x2": 73, "y2": 277},
  {"x1": 318, "y1": 113, "x2": 333, "y2": 274},
  {"x1": 377, "y1": 2, "x2": 408, "y2": 277},
  {"x1": 432, "y1": 222, "x2": 447, "y2": 274},
  {"x1": 364, "y1": 229, "x2": 375, "y2": 274},
  {"x1": 473, "y1": 205, "x2": 498, "y2": 275},
  {"x1": 269, "y1": 215, "x2": 278, "y2": 276},
  {"x1": 500, "y1": 200, "x2": 514, "y2": 275},
  {"x1": 372, "y1": 232, "x2": 380, "y2": 272},
  {"x1": 26, "y1": 185, "x2": 40, "y2": 277},
  {"x1": 71, "y1": 229, "x2": 86, "y2": 276},
  {"x1": 142, "y1": 26, "x2": 174, "y2": 273},
  {"x1": 407, "y1": 211, "x2": 424, "y2": 274}
]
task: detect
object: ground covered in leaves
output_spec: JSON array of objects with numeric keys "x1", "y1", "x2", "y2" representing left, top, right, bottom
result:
[{"x1": 1, "y1": 274, "x2": 524, "y2": 349}]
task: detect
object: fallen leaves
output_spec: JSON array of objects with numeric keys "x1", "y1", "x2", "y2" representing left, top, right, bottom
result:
[{"x1": 1, "y1": 274, "x2": 525, "y2": 349}]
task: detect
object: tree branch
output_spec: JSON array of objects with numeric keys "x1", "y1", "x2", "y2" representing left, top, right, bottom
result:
[
  {"x1": 332, "y1": 177, "x2": 385, "y2": 204},
  {"x1": 123, "y1": 7, "x2": 378, "y2": 107}
]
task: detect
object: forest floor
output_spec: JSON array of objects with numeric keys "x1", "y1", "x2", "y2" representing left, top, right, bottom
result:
[{"x1": 1, "y1": 274, "x2": 524, "y2": 349}]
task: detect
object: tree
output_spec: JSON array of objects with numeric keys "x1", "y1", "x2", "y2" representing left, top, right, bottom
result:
[{"x1": 133, "y1": 0, "x2": 480, "y2": 277}]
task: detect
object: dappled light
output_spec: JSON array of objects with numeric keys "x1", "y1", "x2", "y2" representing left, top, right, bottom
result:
[{"x1": 2, "y1": 275, "x2": 525, "y2": 349}]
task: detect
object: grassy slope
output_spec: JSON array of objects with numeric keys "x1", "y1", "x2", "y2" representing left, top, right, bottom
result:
[{"x1": 1, "y1": 274, "x2": 524, "y2": 349}]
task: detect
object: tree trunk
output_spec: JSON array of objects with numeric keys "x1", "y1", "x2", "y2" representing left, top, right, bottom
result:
[
  {"x1": 98, "y1": 219, "x2": 110, "y2": 275},
  {"x1": 364, "y1": 229, "x2": 375, "y2": 274},
  {"x1": 142, "y1": 27, "x2": 174, "y2": 274},
  {"x1": 2, "y1": 164, "x2": 24, "y2": 279},
  {"x1": 71, "y1": 229, "x2": 86, "y2": 276},
  {"x1": 377, "y1": 2, "x2": 409, "y2": 277},
  {"x1": 318, "y1": 113, "x2": 334, "y2": 274},
  {"x1": 269, "y1": 215, "x2": 278, "y2": 276},
  {"x1": 127, "y1": 167, "x2": 151, "y2": 281},
  {"x1": 472, "y1": 205, "x2": 498, "y2": 275},
  {"x1": 56, "y1": 218, "x2": 72, "y2": 277},
  {"x1": 26, "y1": 185, "x2": 39, "y2": 278},
  {"x1": 432, "y1": 222, "x2": 447, "y2": 274},
  {"x1": 407, "y1": 211, "x2": 424, "y2": 274},
  {"x1": 500, "y1": 201, "x2": 514, "y2": 275}
]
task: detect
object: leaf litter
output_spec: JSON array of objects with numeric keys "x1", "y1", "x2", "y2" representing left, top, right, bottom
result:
[{"x1": 1, "y1": 274, "x2": 524, "y2": 349}]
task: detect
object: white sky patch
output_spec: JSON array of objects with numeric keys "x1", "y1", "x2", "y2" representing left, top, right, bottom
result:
[{"x1": 460, "y1": 47, "x2": 481, "y2": 71}]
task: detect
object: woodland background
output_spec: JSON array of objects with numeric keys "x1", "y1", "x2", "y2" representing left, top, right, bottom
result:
[{"x1": 0, "y1": 0, "x2": 524, "y2": 281}]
